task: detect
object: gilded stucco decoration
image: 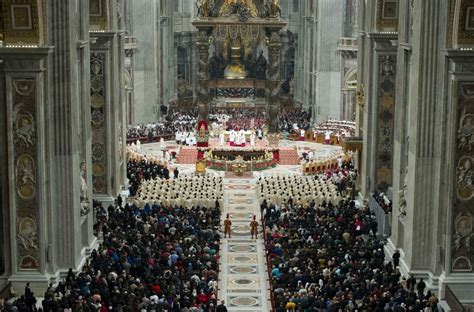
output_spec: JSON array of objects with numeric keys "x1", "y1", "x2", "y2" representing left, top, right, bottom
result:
[
  {"x1": 375, "y1": 0, "x2": 399, "y2": 32},
  {"x1": 452, "y1": 82, "x2": 474, "y2": 272},
  {"x1": 90, "y1": 0, "x2": 108, "y2": 30},
  {"x1": 0, "y1": 0, "x2": 44, "y2": 44},
  {"x1": 452, "y1": 0, "x2": 474, "y2": 48},
  {"x1": 90, "y1": 52, "x2": 107, "y2": 194}
]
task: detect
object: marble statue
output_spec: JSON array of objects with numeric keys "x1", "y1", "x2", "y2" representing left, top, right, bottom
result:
[
  {"x1": 268, "y1": 104, "x2": 279, "y2": 133},
  {"x1": 80, "y1": 162, "x2": 90, "y2": 216},
  {"x1": 255, "y1": 51, "x2": 267, "y2": 80},
  {"x1": 198, "y1": 102, "x2": 209, "y2": 121}
]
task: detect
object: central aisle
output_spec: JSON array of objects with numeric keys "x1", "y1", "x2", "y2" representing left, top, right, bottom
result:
[{"x1": 218, "y1": 176, "x2": 271, "y2": 311}]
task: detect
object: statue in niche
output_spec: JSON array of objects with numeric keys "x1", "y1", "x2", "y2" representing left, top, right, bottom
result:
[
  {"x1": 268, "y1": 103, "x2": 280, "y2": 133},
  {"x1": 198, "y1": 0, "x2": 210, "y2": 17},
  {"x1": 398, "y1": 166, "x2": 408, "y2": 216},
  {"x1": 80, "y1": 162, "x2": 90, "y2": 216},
  {"x1": 198, "y1": 102, "x2": 209, "y2": 121},
  {"x1": 255, "y1": 50, "x2": 267, "y2": 80},
  {"x1": 266, "y1": 0, "x2": 281, "y2": 17},
  {"x1": 209, "y1": 52, "x2": 220, "y2": 79},
  {"x1": 244, "y1": 53, "x2": 256, "y2": 78}
]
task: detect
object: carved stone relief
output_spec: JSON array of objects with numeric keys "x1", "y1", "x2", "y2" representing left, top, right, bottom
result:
[
  {"x1": 10, "y1": 78, "x2": 40, "y2": 271},
  {"x1": 452, "y1": 81, "x2": 474, "y2": 272},
  {"x1": 375, "y1": 55, "x2": 396, "y2": 191},
  {"x1": 13, "y1": 103, "x2": 35, "y2": 148}
]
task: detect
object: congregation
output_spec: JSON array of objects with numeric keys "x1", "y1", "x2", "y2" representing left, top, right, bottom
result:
[{"x1": 260, "y1": 171, "x2": 441, "y2": 311}]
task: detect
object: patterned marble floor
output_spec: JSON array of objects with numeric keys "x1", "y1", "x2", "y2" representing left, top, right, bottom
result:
[{"x1": 218, "y1": 175, "x2": 271, "y2": 311}]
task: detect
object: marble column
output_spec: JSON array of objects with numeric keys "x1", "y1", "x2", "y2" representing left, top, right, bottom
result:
[
  {"x1": 0, "y1": 47, "x2": 53, "y2": 291},
  {"x1": 90, "y1": 32, "x2": 124, "y2": 204},
  {"x1": 267, "y1": 31, "x2": 283, "y2": 92},
  {"x1": 359, "y1": 32, "x2": 397, "y2": 197},
  {"x1": 314, "y1": 0, "x2": 344, "y2": 122},
  {"x1": 386, "y1": 0, "x2": 448, "y2": 291}
]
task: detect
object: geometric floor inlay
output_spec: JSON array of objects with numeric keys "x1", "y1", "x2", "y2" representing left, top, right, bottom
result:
[
  {"x1": 229, "y1": 244, "x2": 256, "y2": 253},
  {"x1": 228, "y1": 265, "x2": 259, "y2": 274},
  {"x1": 228, "y1": 212, "x2": 254, "y2": 219},
  {"x1": 228, "y1": 296, "x2": 261, "y2": 307},
  {"x1": 229, "y1": 199, "x2": 253, "y2": 204},
  {"x1": 228, "y1": 276, "x2": 260, "y2": 288},
  {"x1": 227, "y1": 254, "x2": 258, "y2": 264},
  {"x1": 226, "y1": 184, "x2": 254, "y2": 190},
  {"x1": 230, "y1": 205, "x2": 253, "y2": 211}
]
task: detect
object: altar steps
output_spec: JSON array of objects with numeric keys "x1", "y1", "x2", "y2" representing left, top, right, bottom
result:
[
  {"x1": 176, "y1": 146, "x2": 197, "y2": 164},
  {"x1": 279, "y1": 148, "x2": 300, "y2": 165}
]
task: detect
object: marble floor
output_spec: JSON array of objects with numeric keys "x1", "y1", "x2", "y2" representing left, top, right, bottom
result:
[{"x1": 218, "y1": 175, "x2": 271, "y2": 311}]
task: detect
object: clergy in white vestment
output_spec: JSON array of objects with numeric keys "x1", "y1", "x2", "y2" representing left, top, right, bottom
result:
[
  {"x1": 136, "y1": 140, "x2": 141, "y2": 150},
  {"x1": 324, "y1": 130, "x2": 332, "y2": 144},
  {"x1": 300, "y1": 128, "x2": 305, "y2": 141},
  {"x1": 160, "y1": 137, "x2": 165, "y2": 148},
  {"x1": 250, "y1": 132, "x2": 256, "y2": 146},
  {"x1": 229, "y1": 130, "x2": 236, "y2": 145},
  {"x1": 238, "y1": 129, "x2": 246, "y2": 146},
  {"x1": 219, "y1": 131, "x2": 225, "y2": 146}
]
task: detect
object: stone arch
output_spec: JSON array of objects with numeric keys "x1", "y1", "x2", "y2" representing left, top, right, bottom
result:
[{"x1": 343, "y1": 66, "x2": 358, "y2": 90}]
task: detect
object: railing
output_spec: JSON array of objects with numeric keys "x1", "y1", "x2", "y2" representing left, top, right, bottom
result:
[
  {"x1": 368, "y1": 195, "x2": 392, "y2": 237},
  {"x1": 126, "y1": 134, "x2": 174, "y2": 144},
  {"x1": 445, "y1": 285, "x2": 466, "y2": 312}
]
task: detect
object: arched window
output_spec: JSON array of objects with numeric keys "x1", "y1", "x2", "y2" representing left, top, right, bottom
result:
[{"x1": 177, "y1": 47, "x2": 189, "y2": 81}]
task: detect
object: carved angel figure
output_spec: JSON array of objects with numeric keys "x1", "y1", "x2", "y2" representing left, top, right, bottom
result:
[
  {"x1": 19, "y1": 158, "x2": 36, "y2": 187},
  {"x1": 458, "y1": 110, "x2": 474, "y2": 151},
  {"x1": 13, "y1": 104, "x2": 35, "y2": 148}
]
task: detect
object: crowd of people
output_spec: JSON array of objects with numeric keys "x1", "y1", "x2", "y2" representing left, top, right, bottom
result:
[
  {"x1": 137, "y1": 176, "x2": 224, "y2": 210},
  {"x1": 261, "y1": 171, "x2": 441, "y2": 311},
  {"x1": 127, "y1": 107, "x2": 315, "y2": 142},
  {"x1": 279, "y1": 109, "x2": 312, "y2": 133},
  {"x1": 373, "y1": 192, "x2": 393, "y2": 214},
  {"x1": 127, "y1": 109, "x2": 198, "y2": 142},
  {"x1": 312, "y1": 119, "x2": 356, "y2": 138},
  {"x1": 3, "y1": 146, "x2": 223, "y2": 311}
]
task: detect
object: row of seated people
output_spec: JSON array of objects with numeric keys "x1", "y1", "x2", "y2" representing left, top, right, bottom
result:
[
  {"x1": 4, "y1": 158, "x2": 222, "y2": 311},
  {"x1": 257, "y1": 173, "x2": 352, "y2": 207},
  {"x1": 261, "y1": 184, "x2": 441, "y2": 311},
  {"x1": 301, "y1": 153, "x2": 352, "y2": 175},
  {"x1": 127, "y1": 108, "x2": 198, "y2": 141},
  {"x1": 136, "y1": 176, "x2": 224, "y2": 210},
  {"x1": 313, "y1": 119, "x2": 356, "y2": 136}
]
